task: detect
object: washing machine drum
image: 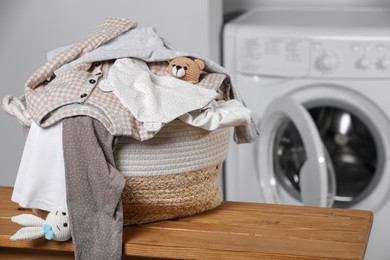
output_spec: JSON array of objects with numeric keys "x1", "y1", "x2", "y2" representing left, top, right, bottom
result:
[{"x1": 273, "y1": 106, "x2": 377, "y2": 208}]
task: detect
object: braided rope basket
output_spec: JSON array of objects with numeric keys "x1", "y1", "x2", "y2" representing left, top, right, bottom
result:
[{"x1": 3, "y1": 96, "x2": 229, "y2": 225}]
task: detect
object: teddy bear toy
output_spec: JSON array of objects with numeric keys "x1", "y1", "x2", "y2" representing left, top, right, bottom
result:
[
  {"x1": 167, "y1": 56, "x2": 205, "y2": 83},
  {"x1": 10, "y1": 210, "x2": 71, "y2": 241}
]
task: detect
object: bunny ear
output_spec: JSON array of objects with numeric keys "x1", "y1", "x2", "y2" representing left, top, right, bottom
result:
[
  {"x1": 10, "y1": 226, "x2": 44, "y2": 240},
  {"x1": 11, "y1": 214, "x2": 45, "y2": 227}
]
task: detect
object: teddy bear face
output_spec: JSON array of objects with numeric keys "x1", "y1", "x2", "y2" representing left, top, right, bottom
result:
[{"x1": 167, "y1": 57, "x2": 205, "y2": 83}]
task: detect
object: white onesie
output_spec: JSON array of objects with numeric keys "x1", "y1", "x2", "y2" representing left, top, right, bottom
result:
[
  {"x1": 98, "y1": 58, "x2": 218, "y2": 131},
  {"x1": 12, "y1": 121, "x2": 67, "y2": 212}
]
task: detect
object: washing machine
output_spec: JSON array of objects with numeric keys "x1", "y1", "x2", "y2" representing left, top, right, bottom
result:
[{"x1": 223, "y1": 7, "x2": 390, "y2": 260}]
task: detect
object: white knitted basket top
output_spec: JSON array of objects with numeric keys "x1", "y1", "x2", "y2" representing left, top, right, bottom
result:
[{"x1": 114, "y1": 120, "x2": 229, "y2": 177}]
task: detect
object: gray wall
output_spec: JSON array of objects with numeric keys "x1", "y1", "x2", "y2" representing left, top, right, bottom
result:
[
  {"x1": 2, "y1": 0, "x2": 389, "y2": 187},
  {"x1": 0, "y1": 0, "x2": 222, "y2": 186}
]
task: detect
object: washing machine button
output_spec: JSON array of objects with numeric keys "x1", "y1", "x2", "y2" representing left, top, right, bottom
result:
[
  {"x1": 315, "y1": 54, "x2": 339, "y2": 72},
  {"x1": 376, "y1": 59, "x2": 390, "y2": 70},
  {"x1": 355, "y1": 58, "x2": 371, "y2": 70}
]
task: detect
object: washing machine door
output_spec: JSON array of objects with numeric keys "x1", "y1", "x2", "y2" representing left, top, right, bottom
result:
[{"x1": 258, "y1": 96, "x2": 336, "y2": 207}]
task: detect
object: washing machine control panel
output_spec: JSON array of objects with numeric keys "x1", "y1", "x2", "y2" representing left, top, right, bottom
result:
[
  {"x1": 237, "y1": 37, "x2": 390, "y2": 78},
  {"x1": 237, "y1": 38, "x2": 311, "y2": 77},
  {"x1": 311, "y1": 39, "x2": 390, "y2": 78}
]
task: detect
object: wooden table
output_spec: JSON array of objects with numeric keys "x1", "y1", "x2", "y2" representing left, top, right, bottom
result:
[{"x1": 0, "y1": 187, "x2": 372, "y2": 259}]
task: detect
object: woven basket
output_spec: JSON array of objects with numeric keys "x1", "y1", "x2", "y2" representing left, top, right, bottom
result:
[
  {"x1": 115, "y1": 120, "x2": 229, "y2": 225},
  {"x1": 3, "y1": 96, "x2": 229, "y2": 225}
]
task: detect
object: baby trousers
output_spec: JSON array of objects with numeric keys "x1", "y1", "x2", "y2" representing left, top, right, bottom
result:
[{"x1": 62, "y1": 116, "x2": 125, "y2": 260}]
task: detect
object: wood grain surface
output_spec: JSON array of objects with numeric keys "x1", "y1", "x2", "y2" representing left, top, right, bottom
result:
[{"x1": 0, "y1": 186, "x2": 372, "y2": 259}]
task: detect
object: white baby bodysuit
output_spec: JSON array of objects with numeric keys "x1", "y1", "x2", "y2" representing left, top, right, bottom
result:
[
  {"x1": 178, "y1": 100, "x2": 252, "y2": 131},
  {"x1": 99, "y1": 58, "x2": 218, "y2": 131},
  {"x1": 12, "y1": 121, "x2": 67, "y2": 212}
]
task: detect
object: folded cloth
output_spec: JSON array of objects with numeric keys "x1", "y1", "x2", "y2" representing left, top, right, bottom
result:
[
  {"x1": 99, "y1": 58, "x2": 218, "y2": 132},
  {"x1": 12, "y1": 122, "x2": 67, "y2": 212},
  {"x1": 178, "y1": 100, "x2": 252, "y2": 131}
]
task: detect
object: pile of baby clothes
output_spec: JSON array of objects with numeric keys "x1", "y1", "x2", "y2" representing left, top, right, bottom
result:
[{"x1": 6, "y1": 17, "x2": 258, "y2": 260}]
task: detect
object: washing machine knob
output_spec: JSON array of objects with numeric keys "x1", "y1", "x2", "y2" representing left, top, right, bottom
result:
[
  {"x1": 355, "y1": 58, "x2": 371, "y2": 69},
  {"x1": 377, "y1": 59, "x2": 390, "y2": 70},
  {"x1": 315, "y1": 55, "x2": 339, "y2": 72}
]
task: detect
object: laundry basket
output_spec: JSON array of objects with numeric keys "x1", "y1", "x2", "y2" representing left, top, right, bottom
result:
[{"x1": 3, "y1": 95, "x2": 229, "y2": 225}]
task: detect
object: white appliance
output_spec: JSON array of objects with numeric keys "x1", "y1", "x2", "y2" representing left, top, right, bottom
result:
[{"x1": 223, "y1": 7, "x2": 390, "y2": 260}]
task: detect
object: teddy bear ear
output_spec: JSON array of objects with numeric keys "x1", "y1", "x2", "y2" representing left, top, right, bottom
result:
[{"x1": 194, "y1": 59, "x2": 205, "y2": 70}]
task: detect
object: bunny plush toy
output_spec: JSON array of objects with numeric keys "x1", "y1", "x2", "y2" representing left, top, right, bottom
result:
[{"x1": 10, "y1": 210, "x2": 71, "y2": 241}]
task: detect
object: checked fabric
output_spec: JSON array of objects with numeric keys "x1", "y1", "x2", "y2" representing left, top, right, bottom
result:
[{"x1": 25, "y1": 17, "x2": 136, "y2": 90}]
